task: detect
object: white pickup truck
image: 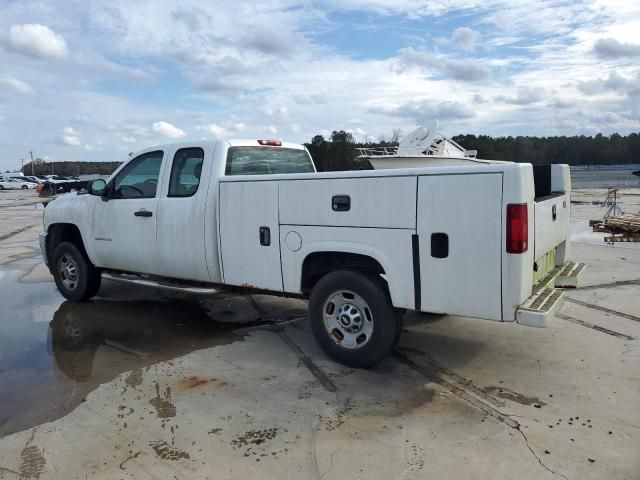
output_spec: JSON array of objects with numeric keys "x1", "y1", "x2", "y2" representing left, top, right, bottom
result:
[{"x1": 39, "y1": 131, "x2": 584, "y2": 367}]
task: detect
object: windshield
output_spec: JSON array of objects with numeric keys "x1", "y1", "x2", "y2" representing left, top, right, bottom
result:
[{"x1": 225, "y1": 147, "x2": 314, "y2": 176}]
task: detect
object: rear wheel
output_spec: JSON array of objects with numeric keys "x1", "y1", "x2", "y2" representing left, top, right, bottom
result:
[
  {"x1": 0, "y1": 185, "x2": 4, "y2": 190},
  {"x1": 52, "y1": 242, "x2": 101, "y2": 301},
  {"x1": 309, "y1": 270, "x2": 400, "y2": 368},
  {"x1": 21, "y1": 185, "x2": 28, "y2": 189}
]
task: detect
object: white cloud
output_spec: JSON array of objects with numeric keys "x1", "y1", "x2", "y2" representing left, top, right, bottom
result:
[
  {"x1": 496, "y1": 86, "x2": 546, "y2": 105},
  {"x1": 451, "y1": 27, "x2": 479, "y2": 51},
  {"x1": 576, "y1": 70, "x2": 640, "y2": 97},
  {"x1": 372, "y1": 100, "x2": 475, "y2": 122},
  {"x1": 63, "y1": 127, "x2": 81, "y2": 146},
  {"x1": 199, "y1": 124, "x2": 228, "y2": 138},
  {"x1": 151, "y1": 121, "x2": 186, "y2": 138},
  {"x1": 197, "y1": 119, "x2": 247, "y2": 138},
  {"x1": 592, "y1": 38, "x2": 640, "y2": 59},
  {"x1": 396, "y1": 47, "x2": 491, "y2": 82},
  {"x1": 7, "y1": 24, "x2": 68, "y2": 59},
  {"x1": 0, "y1": 75, "x2": 34, "y2": 94}
]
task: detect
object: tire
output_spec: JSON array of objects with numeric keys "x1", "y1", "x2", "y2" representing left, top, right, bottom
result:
[
  {"x1": 52, "y1": 241, "x2": 101, "y2": 301},
  {"x1": 22, "y1": 185, "x2": 28, "y2": 189},
  {"x1": 0, "y1": 185, "x2": 4, "y2": 190},
  {"x1": 309, "y1": 270, "x2": 401, "y2": 368}
]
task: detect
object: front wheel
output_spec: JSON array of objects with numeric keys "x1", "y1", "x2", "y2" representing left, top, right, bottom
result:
[
  {"x1": 309, "y1": 270, "x2": 400, "y2": 368},
  {"x1": 52, "y1": 242, "x2": 102, "y2": 302},
  {"x1": 21, "y1": 185, "x2": 28, "y2": 189}
]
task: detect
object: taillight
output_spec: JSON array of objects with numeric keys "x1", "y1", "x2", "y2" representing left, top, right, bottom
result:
[
  {"x1": 506, "y1": 203, "x2": 528, "y2": 254},
  {"x1": 257, "y1": 139, "x2": 282, "y2": 146}
]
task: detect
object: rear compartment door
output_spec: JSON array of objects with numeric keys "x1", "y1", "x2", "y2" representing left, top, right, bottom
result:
[
  {"x1": 219, "y1": 181, "x2": 283, "y2": 291},
  {"x1": 532, "y1": 165, "x2": 570, "y2": 263},
  {"x1": 534, "y1": 195, "x2": 568, "y2": 261},
  {"x1": 417, "y1": 174, "x2": 503, "y2": 321}
]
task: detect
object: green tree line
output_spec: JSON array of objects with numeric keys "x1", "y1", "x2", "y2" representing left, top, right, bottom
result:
[
  {"x1": 307, "y1": 131, "x2": 640, "y2": 172},
  {"x1": 19, "y1": 131, "x2": 640, "y2": 176},
  {"x1": 21, "y1": 160, "x2": 123, "y2": 176}
]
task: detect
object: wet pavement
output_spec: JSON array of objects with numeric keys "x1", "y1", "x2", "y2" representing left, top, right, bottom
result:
[
  {"x1": 0, "y1": 189, "x2": 639, "y2": 479},
  {"x1": 0, "y1": 193, "x2": 308, "y2": 436}
]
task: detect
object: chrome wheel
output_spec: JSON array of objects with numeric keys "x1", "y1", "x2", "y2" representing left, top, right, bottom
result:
[
  {"x1": 322, "y1": 290, "x2": 374, "y2": 349},
  {"x1": 58, "y1": 254, "x2": 79, "y2": 291}
]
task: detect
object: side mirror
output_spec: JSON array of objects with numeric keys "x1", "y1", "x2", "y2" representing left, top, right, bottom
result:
[{"x1": 88, "y1": 179, "x2": 107, "y2": 196}]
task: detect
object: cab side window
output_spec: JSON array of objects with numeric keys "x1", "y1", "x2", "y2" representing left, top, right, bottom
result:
[
  {"x1": 112, "y1": 151, "x2": 164, "y2": 199},
  {"x1": 168, "y1": 148, "x2": 204, "y2": 197}
]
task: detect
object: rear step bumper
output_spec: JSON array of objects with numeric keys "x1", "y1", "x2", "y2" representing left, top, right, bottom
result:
[{"x1": 516, "y1": 261, "x2": 586, "y2": 327}]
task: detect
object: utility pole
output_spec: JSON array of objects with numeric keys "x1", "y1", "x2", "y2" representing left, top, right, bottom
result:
[
  {"x1": 29, "y1": 151, "x2": 35, "y2": 175},
  {"x1": 20, "y1": 158, "x2": 24, "y2": 173}
]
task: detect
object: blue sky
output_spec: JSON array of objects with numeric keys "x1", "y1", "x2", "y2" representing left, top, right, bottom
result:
[{"x1": 1, "y1": 0, "x2": 639, "y2": 171}]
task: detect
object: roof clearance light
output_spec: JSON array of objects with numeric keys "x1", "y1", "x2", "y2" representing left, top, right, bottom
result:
[{"x1": 257, "y1": 139, "x2": 282, "y2": 146}]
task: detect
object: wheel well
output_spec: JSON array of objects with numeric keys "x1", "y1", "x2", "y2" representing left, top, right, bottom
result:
[
  {"x1": 47, "y1": 223, "x2": 86, "y2": 261},
  {"x1": 301, "y1": 252, "x2": 385, "y2": 293}
]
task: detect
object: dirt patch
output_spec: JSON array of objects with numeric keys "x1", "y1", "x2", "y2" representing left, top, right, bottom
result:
[
  {"x1": 18, "y1": 430, "x2": 46, "y2": 479},
  {"x1": 149, "y1": 440, "x2": 190, "y2": 461},
  {"x1": 484, "y1": 386, "x2": 547, "y2": 407},
  {"x1": 180, "y1": 376, "x2": 229, "y2": 389},
  {"x1": 125, "y1": 368, "x2": 143, "y2": 389},
  {"x1": 149, "y1": 383, "x2": 176, "y2": 419},
  {"x1": 324, "y1": 397, "x2": 355, "y2": 431}
]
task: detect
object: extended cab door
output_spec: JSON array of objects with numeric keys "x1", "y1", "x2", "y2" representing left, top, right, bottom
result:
[
  {"x1": 219, "y1": 180, "x2": 283, "y2": 291},
  {"x1": 91, "y1": 150, "x2": 164, "y2": 274},
  {"x1": 155, "y1": 146, "x2": 211, "y2": 282}
]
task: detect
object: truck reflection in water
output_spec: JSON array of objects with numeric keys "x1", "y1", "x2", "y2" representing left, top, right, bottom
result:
[{"x1": 47, "y1": 296, "x2": 306, "y2": 383}]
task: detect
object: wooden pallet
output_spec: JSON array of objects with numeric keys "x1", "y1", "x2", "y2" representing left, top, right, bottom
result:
[{"x1": 591, "y1": 214, "x2": 640, "y2": 242}]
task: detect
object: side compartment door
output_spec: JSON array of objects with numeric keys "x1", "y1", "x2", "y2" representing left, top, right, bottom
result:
[
  {"x1": 417, "y1": 174, "x2": 503, "y2": 320},
  {"x1": 219, "y1": 181, "x2": 283, "y2": 291}
]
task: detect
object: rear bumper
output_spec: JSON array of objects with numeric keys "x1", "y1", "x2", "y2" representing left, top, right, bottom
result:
[
  {"x1": 39, "y1": 232, "x2": 49, "y2": 267},
  {"x1": 516, "y1": 261, "x2": 586, "y2": 327}
]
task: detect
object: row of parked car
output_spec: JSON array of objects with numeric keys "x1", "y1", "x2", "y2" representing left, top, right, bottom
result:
[{"x1": 0, "y1": 175, "x2": 80, "y2": 190}]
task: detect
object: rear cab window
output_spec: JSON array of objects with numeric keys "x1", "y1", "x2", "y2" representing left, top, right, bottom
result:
[
  {"x1": 168, "y1": 147, "x2": 204, "y2": 197},
  {"x1": 225, "y1": 147, "x2": 314, "y2": 176}
]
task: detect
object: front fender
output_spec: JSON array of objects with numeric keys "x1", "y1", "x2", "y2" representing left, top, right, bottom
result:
[{"x1": 44, "y1": 193, "x2": 98, "y2": 264}]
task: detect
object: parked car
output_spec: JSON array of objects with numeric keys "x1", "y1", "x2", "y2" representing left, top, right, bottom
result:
[
  {"x1": 0, "y1": 177, "x2": 34, "y2": 189},
  {"x1": 39, "y1": 132, "x2": 584, "y2": 367},
  {"x1": 23, "y1": 176, "x2": 44, "y2": 184},
  {"x1": 632, "y1": 169, "x2": 640, "y2": 177},
  {"x1": 47, "y1": 175, "x2": 76, "y2": 183},
  {"x1": 12, "y1": 176, "x2": 40, "y2": 186}
]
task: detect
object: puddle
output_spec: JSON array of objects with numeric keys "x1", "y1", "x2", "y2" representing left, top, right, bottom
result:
[{"x1": 0, "y1": 265, "x2": 308, "y2": 437}]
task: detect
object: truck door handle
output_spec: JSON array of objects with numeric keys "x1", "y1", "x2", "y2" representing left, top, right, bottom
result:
[
  {"x1": 552, "y1": 205, "x2": 557, "y2": 221},
  {"x1": 332, "y1": 195, "x2": 350, "y2": 211},
  {"x1": 134, "y1": 210, "x2": 153, "y2": 217},
  {"x1": 259, "y1": 226, "x2": 271, "y2": 246}
]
